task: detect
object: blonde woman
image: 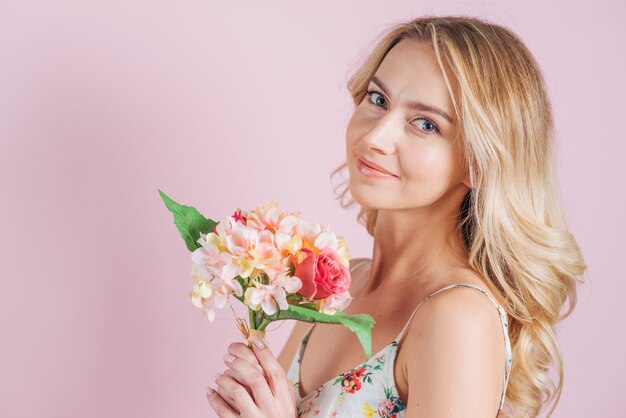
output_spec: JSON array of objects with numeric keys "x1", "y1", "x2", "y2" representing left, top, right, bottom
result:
[{"x1": 207, "y1": 15, "x2": 586, "y2": 418}]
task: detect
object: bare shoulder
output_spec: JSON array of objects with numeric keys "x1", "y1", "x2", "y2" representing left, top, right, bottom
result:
[
  {"x1": 408, "y1": 283, "x2": 505, "y2": 342},
  {"x1": 400, "y1": 285, "x2": 506, "y2": 417}
]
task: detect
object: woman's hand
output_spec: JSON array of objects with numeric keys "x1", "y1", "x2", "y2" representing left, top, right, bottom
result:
[{"x1": 206, "y1": 334, "x2": 297, "y2": 418}]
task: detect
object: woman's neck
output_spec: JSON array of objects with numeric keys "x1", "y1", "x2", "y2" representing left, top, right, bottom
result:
[{"x1": 363, "y1": 206, "x2": 470, "y2": 294}]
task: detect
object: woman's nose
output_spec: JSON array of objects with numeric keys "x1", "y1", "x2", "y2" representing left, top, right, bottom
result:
[{"x1": 361, "y1": 113, "x2": 402, "y2": 153}]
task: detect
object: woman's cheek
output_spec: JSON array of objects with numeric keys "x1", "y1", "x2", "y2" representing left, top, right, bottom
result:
[{"x1": 404, "y1": 144, "x2": 451, "y2": 181}]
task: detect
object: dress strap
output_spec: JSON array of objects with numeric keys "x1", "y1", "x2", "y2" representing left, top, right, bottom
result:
[
  {"x1": 394, "y1": 283, "x2": 504, "y2": 343},
  {"x1": 349, "y1": 258, "x2": 371, "y2": 274}
]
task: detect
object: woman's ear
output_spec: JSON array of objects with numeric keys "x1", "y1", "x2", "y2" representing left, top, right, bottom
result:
[{"x1": 462, "y1": 171, "x2": 472, "y2": 189}]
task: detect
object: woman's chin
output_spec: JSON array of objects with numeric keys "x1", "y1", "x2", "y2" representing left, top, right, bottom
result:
[{"x1": 348, "y1": 183, "x2": 383, "y2": 207}]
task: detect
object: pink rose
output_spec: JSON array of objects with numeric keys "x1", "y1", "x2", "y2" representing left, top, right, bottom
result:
[
  {"x1": 294, "y1": 248, "x2": 318, "y2": 299},
  {"x1": 294, "y1": 248, "x2": 351, "y2": 299}
]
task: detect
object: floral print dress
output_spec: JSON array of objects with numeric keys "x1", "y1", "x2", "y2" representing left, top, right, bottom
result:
[{"x1": 286, "y1": 264, "x2": 513, "y2": 417}]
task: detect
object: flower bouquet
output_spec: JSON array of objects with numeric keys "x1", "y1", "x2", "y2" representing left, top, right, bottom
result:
[{"x1": 158, "y1": 189, "x2": 376, "y2": 358}]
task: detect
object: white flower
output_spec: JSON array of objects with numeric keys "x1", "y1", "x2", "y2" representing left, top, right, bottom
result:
[
  {"x1": 314, "y1": 231, "x2": 339, "y2": 252},
  {"x1": 273, "y1": 270, "x2": 303, "y2": 294},
  {"x1": 244, "y1": 283, "x2": 288, "y2": 316},
  {"x1": 190, "y1": 233, "x2": 230, "y2": 279},
  {"x1": 319, "y1": 291, "x2": 353, "y2": 315},
  {"x1": 189, "y1": 280, "x2": 217, "y2": 322},
  {"x1": 295, "y1": 220, "x2": 322, "y2": 243},
  {"x1": 211, "y1": 263, "x2": 244, "y2": 309}
]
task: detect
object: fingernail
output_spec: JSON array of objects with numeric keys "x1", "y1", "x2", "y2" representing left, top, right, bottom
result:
[
  {"x1": 252, "y1": 335, "x2": 266, "y2": 349},
  {"x1": 223, "y1": 354, "x2": 235, "y2": 363},
  {"x1": 206, "y1": 385, "x2": 215, "y2": 396},
  {"x1": 214, "y1": 372, "x2": 221, "y2": 381},
  {"x1": 255, "y1": 363, "x2": 264, "y2": 374}
]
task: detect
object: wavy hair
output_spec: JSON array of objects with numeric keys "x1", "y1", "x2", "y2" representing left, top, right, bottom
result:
[{"x1": 331, "y1": 15, "x2": 587, "y2": 417}]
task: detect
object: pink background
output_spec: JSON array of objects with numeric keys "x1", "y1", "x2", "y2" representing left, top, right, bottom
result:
[{"x1": 1, "y1": 1, "x2": 623, "y2": 417}]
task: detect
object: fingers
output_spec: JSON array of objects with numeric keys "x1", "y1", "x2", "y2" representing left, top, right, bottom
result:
[
  {"x1": 215, "y1": 371, "x2": 259, "y2": 416},
  {"x1": 214, "y1": 371, "x2": 243, "y2": 411},
  {"x1": 223, "y1": 353, "x2": 273, "y2": 410},
  {"x1": 227, "y1": 342, "x2": 261, "y2": 366},
  {"x1": 206, "y1": 385, "x2": 240, "y2": 418},
  {"x1": 221, "y1": 369, "x2": 254, "y2": 398},
  {"x1": 250, "y1": 335, "x2": 293, "y2": 403}
]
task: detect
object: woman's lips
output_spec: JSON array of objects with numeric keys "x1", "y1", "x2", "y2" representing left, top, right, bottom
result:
[{"x1": 356, "y1": 156, "x2": 398, "y2": 179}]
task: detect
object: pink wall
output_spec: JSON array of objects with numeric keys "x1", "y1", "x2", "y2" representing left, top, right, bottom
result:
[{"x1": 1, "y1": 1, "x2": 622, "y2": 417}]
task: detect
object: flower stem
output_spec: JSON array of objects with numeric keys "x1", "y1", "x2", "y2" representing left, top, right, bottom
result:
[
  {"x1": 248, "y1": 308, "x2": 257, "y2": 330},
  {"x1": 258, "y1": 319, "x2": 272, "y2": 331},
  {"x1": 247, "y1": 308, "x2": 256, "y2": 350}
]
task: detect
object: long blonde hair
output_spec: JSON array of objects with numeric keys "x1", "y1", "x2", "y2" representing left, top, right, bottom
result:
[{"x1": 331, "y1": 15, "x2": 587, "y2": 417}]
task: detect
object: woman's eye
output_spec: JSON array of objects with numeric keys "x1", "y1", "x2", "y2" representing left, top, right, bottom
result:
[
  {"x1": 413, "y1": 117, "x2": 440, "y2": 134},
  {"x1": 365, "y1": 88, "x2": 440, "y2": 135},
  {"x1": 365, "y1": 89, "x2": 387, "y2": 108}
]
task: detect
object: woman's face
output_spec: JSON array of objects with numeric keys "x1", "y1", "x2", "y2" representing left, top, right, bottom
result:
[{"x1": 346, "y1": 38, "x2": 470, "y2": 211}]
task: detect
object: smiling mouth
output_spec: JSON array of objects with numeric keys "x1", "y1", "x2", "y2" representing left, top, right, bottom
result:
[{"x1": 356, "y1": 157, "x2": 398, "y2": 179}]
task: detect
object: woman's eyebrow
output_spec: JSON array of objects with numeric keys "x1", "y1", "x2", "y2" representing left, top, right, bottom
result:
[{"x1": 370, "y1": 75, "x2": 455, "y2": 125}]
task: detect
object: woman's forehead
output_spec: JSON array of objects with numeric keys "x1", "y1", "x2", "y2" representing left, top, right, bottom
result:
[{"x1": 373, "y1": 40, "x2": 457, "y2": 124}]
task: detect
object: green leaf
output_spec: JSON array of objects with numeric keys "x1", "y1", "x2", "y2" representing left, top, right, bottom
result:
[
  {"x1": 158, "y1": 189, "x2": 218, "y2": 252},
  {"x1": 276, "y1": 304, "x2": 376, "y2": 358}
]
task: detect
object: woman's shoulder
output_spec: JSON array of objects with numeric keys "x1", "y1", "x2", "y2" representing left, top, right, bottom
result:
[
  {"x1": 425, "y1": 267, "x2": 504, "y2": 309},
  {"x1": 409, "y1": 270, "x2": 506, "y2": 335},
  {"x1": 408, "y1": 278, "x2": 505, "y2": 333},
  {"x1": 398, "y1": 272, "x2": 506, "y2": 414}
]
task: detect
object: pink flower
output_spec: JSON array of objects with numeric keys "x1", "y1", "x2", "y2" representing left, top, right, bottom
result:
[
  {"x1": 231, "y1": 208, "x2": 247, "y2": 225},
  {"x1": 294, "y1": 248, "x2": 351, "y2": 299},
  {"x1": 293, "y1": 248, "x2": 317, "y2": 298},
  {"x1": 244, "y1": 283, "x2": 288, "y2": 315},
  {"x1": 378, "y1": 399, "x2": 394, "y2": 414},
  {"x1": 190, "y1": 233, "x2": 231, "y2": 279}
]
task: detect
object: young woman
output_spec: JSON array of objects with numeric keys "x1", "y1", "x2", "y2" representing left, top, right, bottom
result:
[{"x1": 207, "y1": 15, "x2": 586, "y2": 418}]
